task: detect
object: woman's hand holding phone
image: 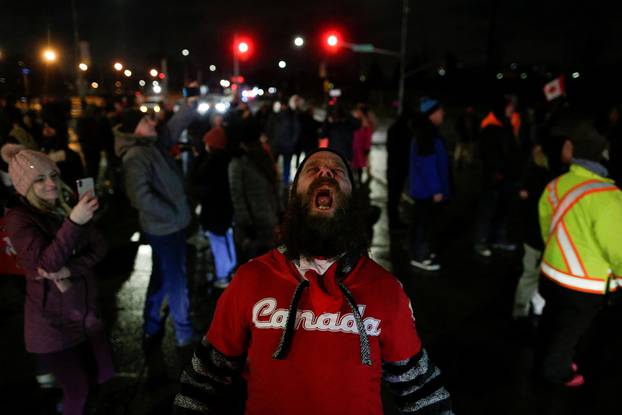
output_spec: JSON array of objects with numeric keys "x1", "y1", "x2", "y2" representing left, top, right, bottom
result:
[{"x1": 70, "y1": 192, "x2": 99, "y2": 225}]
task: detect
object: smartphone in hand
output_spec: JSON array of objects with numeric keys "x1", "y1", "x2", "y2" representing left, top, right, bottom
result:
[{"x1": 76, "y1": 177, "x2": 95, "y2": 199}]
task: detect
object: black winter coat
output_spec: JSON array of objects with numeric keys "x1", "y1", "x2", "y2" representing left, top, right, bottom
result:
[{"x1": 190, "y1": 150, "x2": 234, "y2": 235}]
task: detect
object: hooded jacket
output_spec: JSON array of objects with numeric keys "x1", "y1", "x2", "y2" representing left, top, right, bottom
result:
[
  {"x1": 115, "y1": 127, "x2": 191, "y2": 236},
  {"x1": 408, "y1": 119, "x2": 450, "y2": 200},
  {"x1": 174, "y1": 249, "x2": 452, "y2": 415}
]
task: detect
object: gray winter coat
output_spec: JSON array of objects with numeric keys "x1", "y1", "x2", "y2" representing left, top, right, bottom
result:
[{"x1": 115, "y1": 128, "x2": 191, "y2": 236}]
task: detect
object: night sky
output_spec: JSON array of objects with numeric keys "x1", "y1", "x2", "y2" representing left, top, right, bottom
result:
[{"x1": 1, "y1": 1, "x2": 620, "y2": 93}]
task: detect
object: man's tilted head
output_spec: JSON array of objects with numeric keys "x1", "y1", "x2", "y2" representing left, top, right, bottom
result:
[
  {"x1": 295, "y1": 150, "x2": 353, "y2": 217},
  {"x1": 281, "y1": 149, "x2": 367, "y2": 259}
]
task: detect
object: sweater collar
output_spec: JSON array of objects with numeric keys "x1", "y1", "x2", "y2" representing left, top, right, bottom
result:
[{"x1": 571, "y1": 158, "x2": 609, "y2": 179}]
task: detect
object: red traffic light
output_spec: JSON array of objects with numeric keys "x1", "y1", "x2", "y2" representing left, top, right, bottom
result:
[
  {"x1": 233, "y1": 36, "x2": 253, "y2": 60},
  {"x1": 323, "y1": 31, "x2": 342, "y2": 52}
]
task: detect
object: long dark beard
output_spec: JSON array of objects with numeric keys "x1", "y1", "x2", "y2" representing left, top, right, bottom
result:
[{"x1": 281, "y1": 182, "x2": 369, "y2": 259}]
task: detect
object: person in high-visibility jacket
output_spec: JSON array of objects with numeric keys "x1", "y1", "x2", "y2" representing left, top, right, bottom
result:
[{"x1": 536, "y1": 123, "x2": 622, "y2": 386}]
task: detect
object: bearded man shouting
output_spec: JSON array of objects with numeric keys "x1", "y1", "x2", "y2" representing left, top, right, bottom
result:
[{"x1": 174, "y1": 149, "x2": 453, "y2": 415}]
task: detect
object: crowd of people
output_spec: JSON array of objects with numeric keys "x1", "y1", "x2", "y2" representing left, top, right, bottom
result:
[
  {"x1": 1, "y1": 87, "x2": 621, "y2": 414},
  {"x1": 387, "y1": 94, "x2": 622, "y2": 392},
  {"x1": 0, "y1": 93, "x2": 428, "y2": 415}
]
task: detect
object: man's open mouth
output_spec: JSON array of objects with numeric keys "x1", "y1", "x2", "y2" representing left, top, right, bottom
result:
[{"x1": 314, "y1": 188, "x2": 334, "y2": 210}]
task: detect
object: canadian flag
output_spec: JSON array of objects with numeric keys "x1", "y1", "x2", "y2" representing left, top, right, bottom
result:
[{"x1": 544, "y1": 75, "x2": 565, "y2": 102}]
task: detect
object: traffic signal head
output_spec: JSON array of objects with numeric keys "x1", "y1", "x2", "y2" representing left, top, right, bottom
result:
[
  {"x1": 233, "y1": 36, "x2": 253, "y2": 60},
  {"x1": 323, "y1": 31, "x2": 341, "y2": 52}
]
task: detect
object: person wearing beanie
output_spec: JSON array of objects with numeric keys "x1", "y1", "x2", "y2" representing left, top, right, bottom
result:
[
  {"x1": 535, "y1": 121, "x2": 622, "y2": 388},
  {"x1": 114, "y1": 102, "x2": 198, "y2": 360},
  {"x1": 189, "y1": 114, "x2": 237, "y2": 289},
  {"x1": 407, "y1": 97, "x2": 450, "y2": 272},
  {"x1": 174, "y1": 148, "x2": 453, "y2": 415},
  {"x1": 2, "y1": 143, "x2": 114, "y2": 415}
]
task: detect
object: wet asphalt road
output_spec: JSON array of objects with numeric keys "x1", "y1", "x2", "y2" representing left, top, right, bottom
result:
[{"x1": 2, "y1": 125, "x2": 622, "y2": 414}]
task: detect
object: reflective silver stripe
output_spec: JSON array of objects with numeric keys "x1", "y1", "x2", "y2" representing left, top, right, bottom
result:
[
  {"x1": 548, "y1": 179, "x2": 560, "y2": 208},
  {"x1": 541, "y1": 262, "x2": 622, "y2": 293},
  {"x1": 549, "y1": 181, "x2": 615, "y2": 233},
  {"x1": 556, "y1": 224, "x2": 585, "y2": 276}
]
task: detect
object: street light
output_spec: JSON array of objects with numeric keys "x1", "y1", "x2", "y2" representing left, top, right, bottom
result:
[
  {"x1": 139, "y1": 80, "x2": 146, "y2": 87},
  {"x1": 278, "y1": 60, "x2": 287, "y2": 69},
  {"x1": 113, "y1": 62, "x2": 123, "y2": 71},
  {"x1": 124, "y1": 69, "x2": 132, "y2": 77},
  {"x1": 91, "y1": 82, "x2": 99, "y2": 89},
  {"x1": 78, "y1": 63, "x2": 88, "y2": 71},
  {"x1": 293, "y1": 36, "x2": 304, "y2": 47},
  {"x1": 181, "y1": 49, "x2": 190, "y2": 56},
  {"x1": 42, "y1": 48, "x2": 58, "y2": 63},
  {"x1": 149, "y1": 68, "x2": 158, "y2": 77},
  {"x1": 209, "y1": 65, "x2": 216, "y2": 72}
]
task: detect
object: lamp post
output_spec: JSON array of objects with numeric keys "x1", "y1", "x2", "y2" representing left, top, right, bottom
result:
[
  {"x1": 397, "y1": 0, "x2": 409, "y2": 114},
  {"x1": 42, "y1": 47, "x2": 58, "y2": 95},
  {"x1": 181, "y1": 49, "x2": 190, "y2": 83}
]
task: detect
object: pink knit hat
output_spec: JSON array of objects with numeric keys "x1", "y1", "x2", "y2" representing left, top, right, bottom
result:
[{"x1": 1, "y1": 143, "x2": 60, "y2": 196}]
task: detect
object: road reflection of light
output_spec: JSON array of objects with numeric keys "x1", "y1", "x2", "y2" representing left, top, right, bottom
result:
[
  {"x1": 111, "y1": 244, "x2": 153, "y2": 374},
  {"x1": 133, "y1": 244, "x2": 152, "y2": 274},
  {"x1": 122, "y1": 244, "x2": 152, "y2": 290}
]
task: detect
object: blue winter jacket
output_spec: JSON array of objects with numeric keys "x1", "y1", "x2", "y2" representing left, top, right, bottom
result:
[{"x1": 408, "y1": 137, "x2": 450, "y2": 200}]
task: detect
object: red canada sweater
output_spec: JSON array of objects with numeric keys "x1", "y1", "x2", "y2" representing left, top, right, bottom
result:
[{"x1": 205, "y1": 249, "x2": 422, "y2": 415}]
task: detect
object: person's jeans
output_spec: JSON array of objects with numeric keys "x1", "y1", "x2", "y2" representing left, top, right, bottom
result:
[
  {"x1": 513, "y1": 244, "x2": 545, "y2": 318},
  {"x1": 280, "y1": 152, "x2": 294, "y2": 185},
  {"x1": 144, "y1": 229, "x2": 194, "y2": 346},
  {"x1": 474, "y1": 181, "x2": 517, "y2": 245},
  {"x1": 205, "y1": 228, "x2": 237, "y2": 280},
  {"x1": 410, "y1": 199, "x2": 441, "y2": 261}
]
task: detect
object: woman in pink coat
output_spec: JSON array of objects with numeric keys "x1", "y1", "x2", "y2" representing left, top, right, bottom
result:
[
  {"x1": 351, "y1": 103, "x2": 376, "y2": 184},
  {"x1": 2, "y1": 144, "x2": 114, "y2": 415}
]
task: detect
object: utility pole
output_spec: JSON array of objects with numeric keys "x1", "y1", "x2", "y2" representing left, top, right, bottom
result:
[
  {"x1": 70, "y1": 0, "x2": 85, "y2": 99},
  {"x1": 398, "y1": 0, "x2": 409, "y2": 114},
  {"x1": 44, "y1": 25, "x2": 51, "y2": 96}
]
